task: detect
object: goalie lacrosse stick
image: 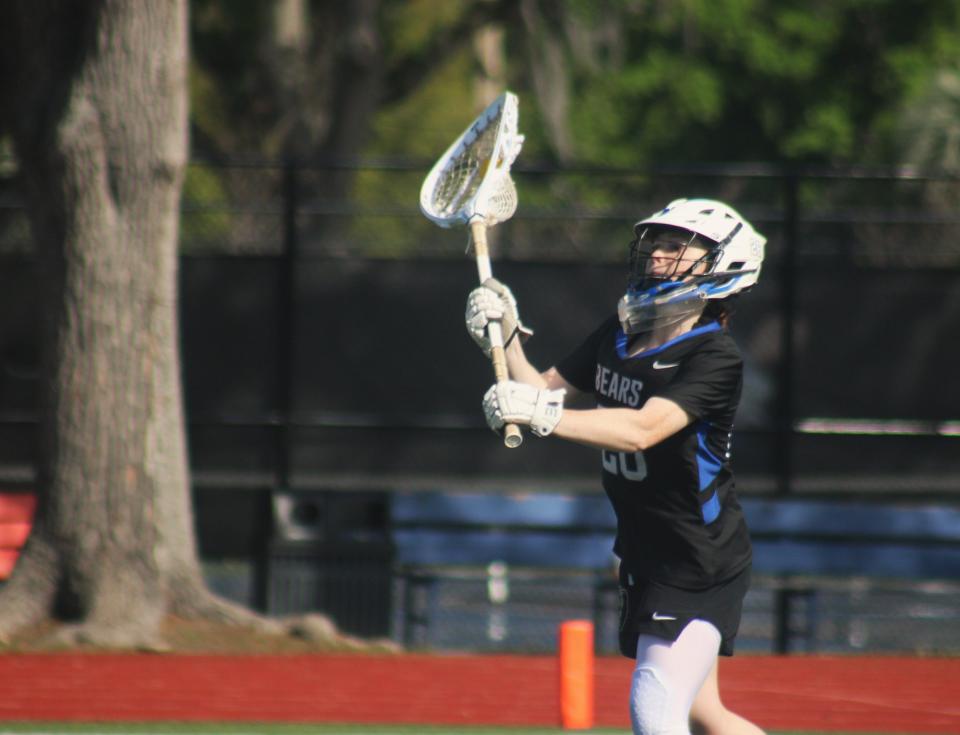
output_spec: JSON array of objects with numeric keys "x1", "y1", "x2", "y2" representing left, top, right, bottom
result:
[{"x1": 420, "y1": 91, "x2": 526, "y2": 448}]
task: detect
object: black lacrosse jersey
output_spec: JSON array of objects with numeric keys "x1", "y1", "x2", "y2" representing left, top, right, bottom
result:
[{"x1": 556, "y1": 316, "x2": 752, "y2": 588}]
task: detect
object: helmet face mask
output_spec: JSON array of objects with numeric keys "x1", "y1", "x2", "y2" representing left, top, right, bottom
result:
[
  {"x1": 618, "y1": 199, "x2": 766, "y2": 335},
  {"x1": 627, "y1": 227, "x2": 714, "y2": 291}
]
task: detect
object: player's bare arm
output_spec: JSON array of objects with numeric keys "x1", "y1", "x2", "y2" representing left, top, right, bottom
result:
[
  {"x1": 551, "y1": 396, "x2": 692, "y2": 452},
  {"x1": 469, "y1": 279, "x2": 692, "y2": 449},
  {"x1": 483, "y1": 380, "x2": 691, "y2": 452},
  {"x1": 499, "y1": 331, "x2": 546, "y2": 386},
  {"x1": 465, "y1": 278, "x2": 584, "y2": 397},
  {"x1": 503, "y1": 338, "x2": 584, "y2": 397}
]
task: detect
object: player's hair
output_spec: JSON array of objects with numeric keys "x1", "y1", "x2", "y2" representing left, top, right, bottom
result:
[{"x1": 697, "y1": 295, "x2": 738, "y2": 329}]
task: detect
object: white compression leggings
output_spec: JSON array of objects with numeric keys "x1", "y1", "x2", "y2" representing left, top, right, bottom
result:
[{"x1": 630, "y1": 619, "x2": 721, "y2": 735}]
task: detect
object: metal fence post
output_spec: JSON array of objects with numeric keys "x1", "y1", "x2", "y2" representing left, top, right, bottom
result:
[
  {"x1": 777, "y1": 171, "x2": 799, "y2": 497},
  {"x1": 277, "y1": 159, "x2": 299, "y2": 491},
  {"x1": 254, "y1": 159, "x2": 300, "y2": 612}
]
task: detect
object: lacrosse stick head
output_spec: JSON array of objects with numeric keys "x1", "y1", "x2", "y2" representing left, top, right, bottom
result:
[{"x1": 420, "y1": 91, "x2": 524, "y2": 229}]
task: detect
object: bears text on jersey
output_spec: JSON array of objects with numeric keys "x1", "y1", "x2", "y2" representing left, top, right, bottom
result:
[{"x1": 595, "y1": 365, "x2": 644, "y2": 407}]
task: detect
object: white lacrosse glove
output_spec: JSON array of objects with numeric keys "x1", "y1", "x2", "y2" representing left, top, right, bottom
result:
[
  {"x1": 465, "y1": 278, "x2": 534, "y2": 357},
  {"x1": 482, "y1": 380, "x2": 565, "y2": 438}
]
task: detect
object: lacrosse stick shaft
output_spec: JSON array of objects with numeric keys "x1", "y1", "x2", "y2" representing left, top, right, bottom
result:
[{"x1": 470, "y1": 219, "x2": 523, "y2": 449}]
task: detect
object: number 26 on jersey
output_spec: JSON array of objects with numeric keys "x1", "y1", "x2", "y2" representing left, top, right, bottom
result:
[{"x1": 602, "y1": 449, "x2": 648, "y2": 481}]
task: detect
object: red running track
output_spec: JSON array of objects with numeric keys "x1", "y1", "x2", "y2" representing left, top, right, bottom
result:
[{"x1": 0, "y1": 654, "x2": 957, "y2": 733}]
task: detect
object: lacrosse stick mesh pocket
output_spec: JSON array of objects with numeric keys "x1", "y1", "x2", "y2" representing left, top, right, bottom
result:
[
  {"x1": 429, "y1": 122, "x2": 500, "y2": 220},
  {"x1": 481, "y1": 171, "x2": 518, "y2": 225}
]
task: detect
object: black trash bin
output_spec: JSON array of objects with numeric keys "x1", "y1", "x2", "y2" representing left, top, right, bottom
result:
[{"x1": 267, "y1": 489, "x2": 394, "y2": 637}]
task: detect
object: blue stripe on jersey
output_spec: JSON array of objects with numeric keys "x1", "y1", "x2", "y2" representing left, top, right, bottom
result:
[
  {"x1": 701, "y1": 493, "x2": 721, "y2": 525},
  {"x1": 697, "y1": 425, "x2": 724, "y2": 524},
  {"x1": 615, "y1": 321, "x2": 722, "y2": 360},
  {"x1": 696, "y1": 430, "x2": 723, "y2": 491}
]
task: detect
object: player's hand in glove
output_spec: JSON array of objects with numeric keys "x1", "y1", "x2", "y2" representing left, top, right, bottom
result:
[
  {"x1": 483, "y1": 380, "x2": 565, "y2": 437},
  {"x1": 465, "y1": 278, "x2": 534, "y2": 357}
]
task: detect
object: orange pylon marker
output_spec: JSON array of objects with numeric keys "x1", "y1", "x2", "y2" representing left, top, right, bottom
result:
[{"x1": 559, "y1": 620, "x2": 595, "y2": 730}]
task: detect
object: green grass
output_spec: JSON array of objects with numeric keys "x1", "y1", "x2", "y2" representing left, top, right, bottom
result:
[
  {"x1": 0, "y1": 722, "x2": 629, "y2": 735},
  {"x1": 0, "y1": 724, "x2": 910, "y2": 735}
]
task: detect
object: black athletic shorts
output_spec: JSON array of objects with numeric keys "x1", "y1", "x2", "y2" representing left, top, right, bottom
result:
[{"x1": 617, "y1": 563, "x2": 751, "y2": 658}]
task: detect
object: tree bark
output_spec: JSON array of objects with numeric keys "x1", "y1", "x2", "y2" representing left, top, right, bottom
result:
[
  {"x1": 0, "y1": 0, "x2": 263, "y2": 648},
  {"x1": 520, "y1": 0, "x2": 575, "y2": 163}
]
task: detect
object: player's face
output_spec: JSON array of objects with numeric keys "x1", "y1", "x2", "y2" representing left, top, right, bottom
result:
[{"x1": 647, "y1": 239, "x2": 710, "y2": 280}]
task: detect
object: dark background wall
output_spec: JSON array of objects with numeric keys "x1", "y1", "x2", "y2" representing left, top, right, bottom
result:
[
  {"x1": 2, "y1": 162, "x2": 959, "y2": 640},
  {"x1": 2, "y1": 254, "x2": 958, "y2": 494}
]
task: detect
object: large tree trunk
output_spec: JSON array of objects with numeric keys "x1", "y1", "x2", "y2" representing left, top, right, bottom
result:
[{"x1": 0, "y1": 0, "x2": 263, "y2": 648}]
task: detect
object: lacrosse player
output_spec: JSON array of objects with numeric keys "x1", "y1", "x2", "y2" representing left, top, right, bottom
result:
[{"x1": 466, "y1": 199, "x2": 767, "y2": 735}]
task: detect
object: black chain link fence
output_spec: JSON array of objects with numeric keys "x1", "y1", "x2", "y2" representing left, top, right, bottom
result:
[{"x1": 3, "y1": 158, "x2": 960, "y2": 653}]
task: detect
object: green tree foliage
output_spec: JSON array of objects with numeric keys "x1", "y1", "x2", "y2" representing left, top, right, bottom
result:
[
  {"x1": 182, "y1": 0, "x2": 960, "y2": 257},
  {"x1": 546, "y1": 0, "x2": 960, "y2": 167}
]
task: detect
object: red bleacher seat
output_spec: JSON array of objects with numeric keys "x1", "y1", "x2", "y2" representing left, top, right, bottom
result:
[{"x1": 0, "y1": 494, "x2": 36, "y2": 580}]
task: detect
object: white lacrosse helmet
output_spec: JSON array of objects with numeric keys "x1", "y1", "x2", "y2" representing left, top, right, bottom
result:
[{"x1": 618, "y1": 198, "x2": 766, "y2": 334}]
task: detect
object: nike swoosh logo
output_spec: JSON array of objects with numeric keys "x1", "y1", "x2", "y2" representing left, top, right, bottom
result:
[
  {"x1": 651, "y1": 612, "x2": 677, "y2": 621},
  {"x1": 652, "y1": 360, "x2": 680, "y2": 370}
]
